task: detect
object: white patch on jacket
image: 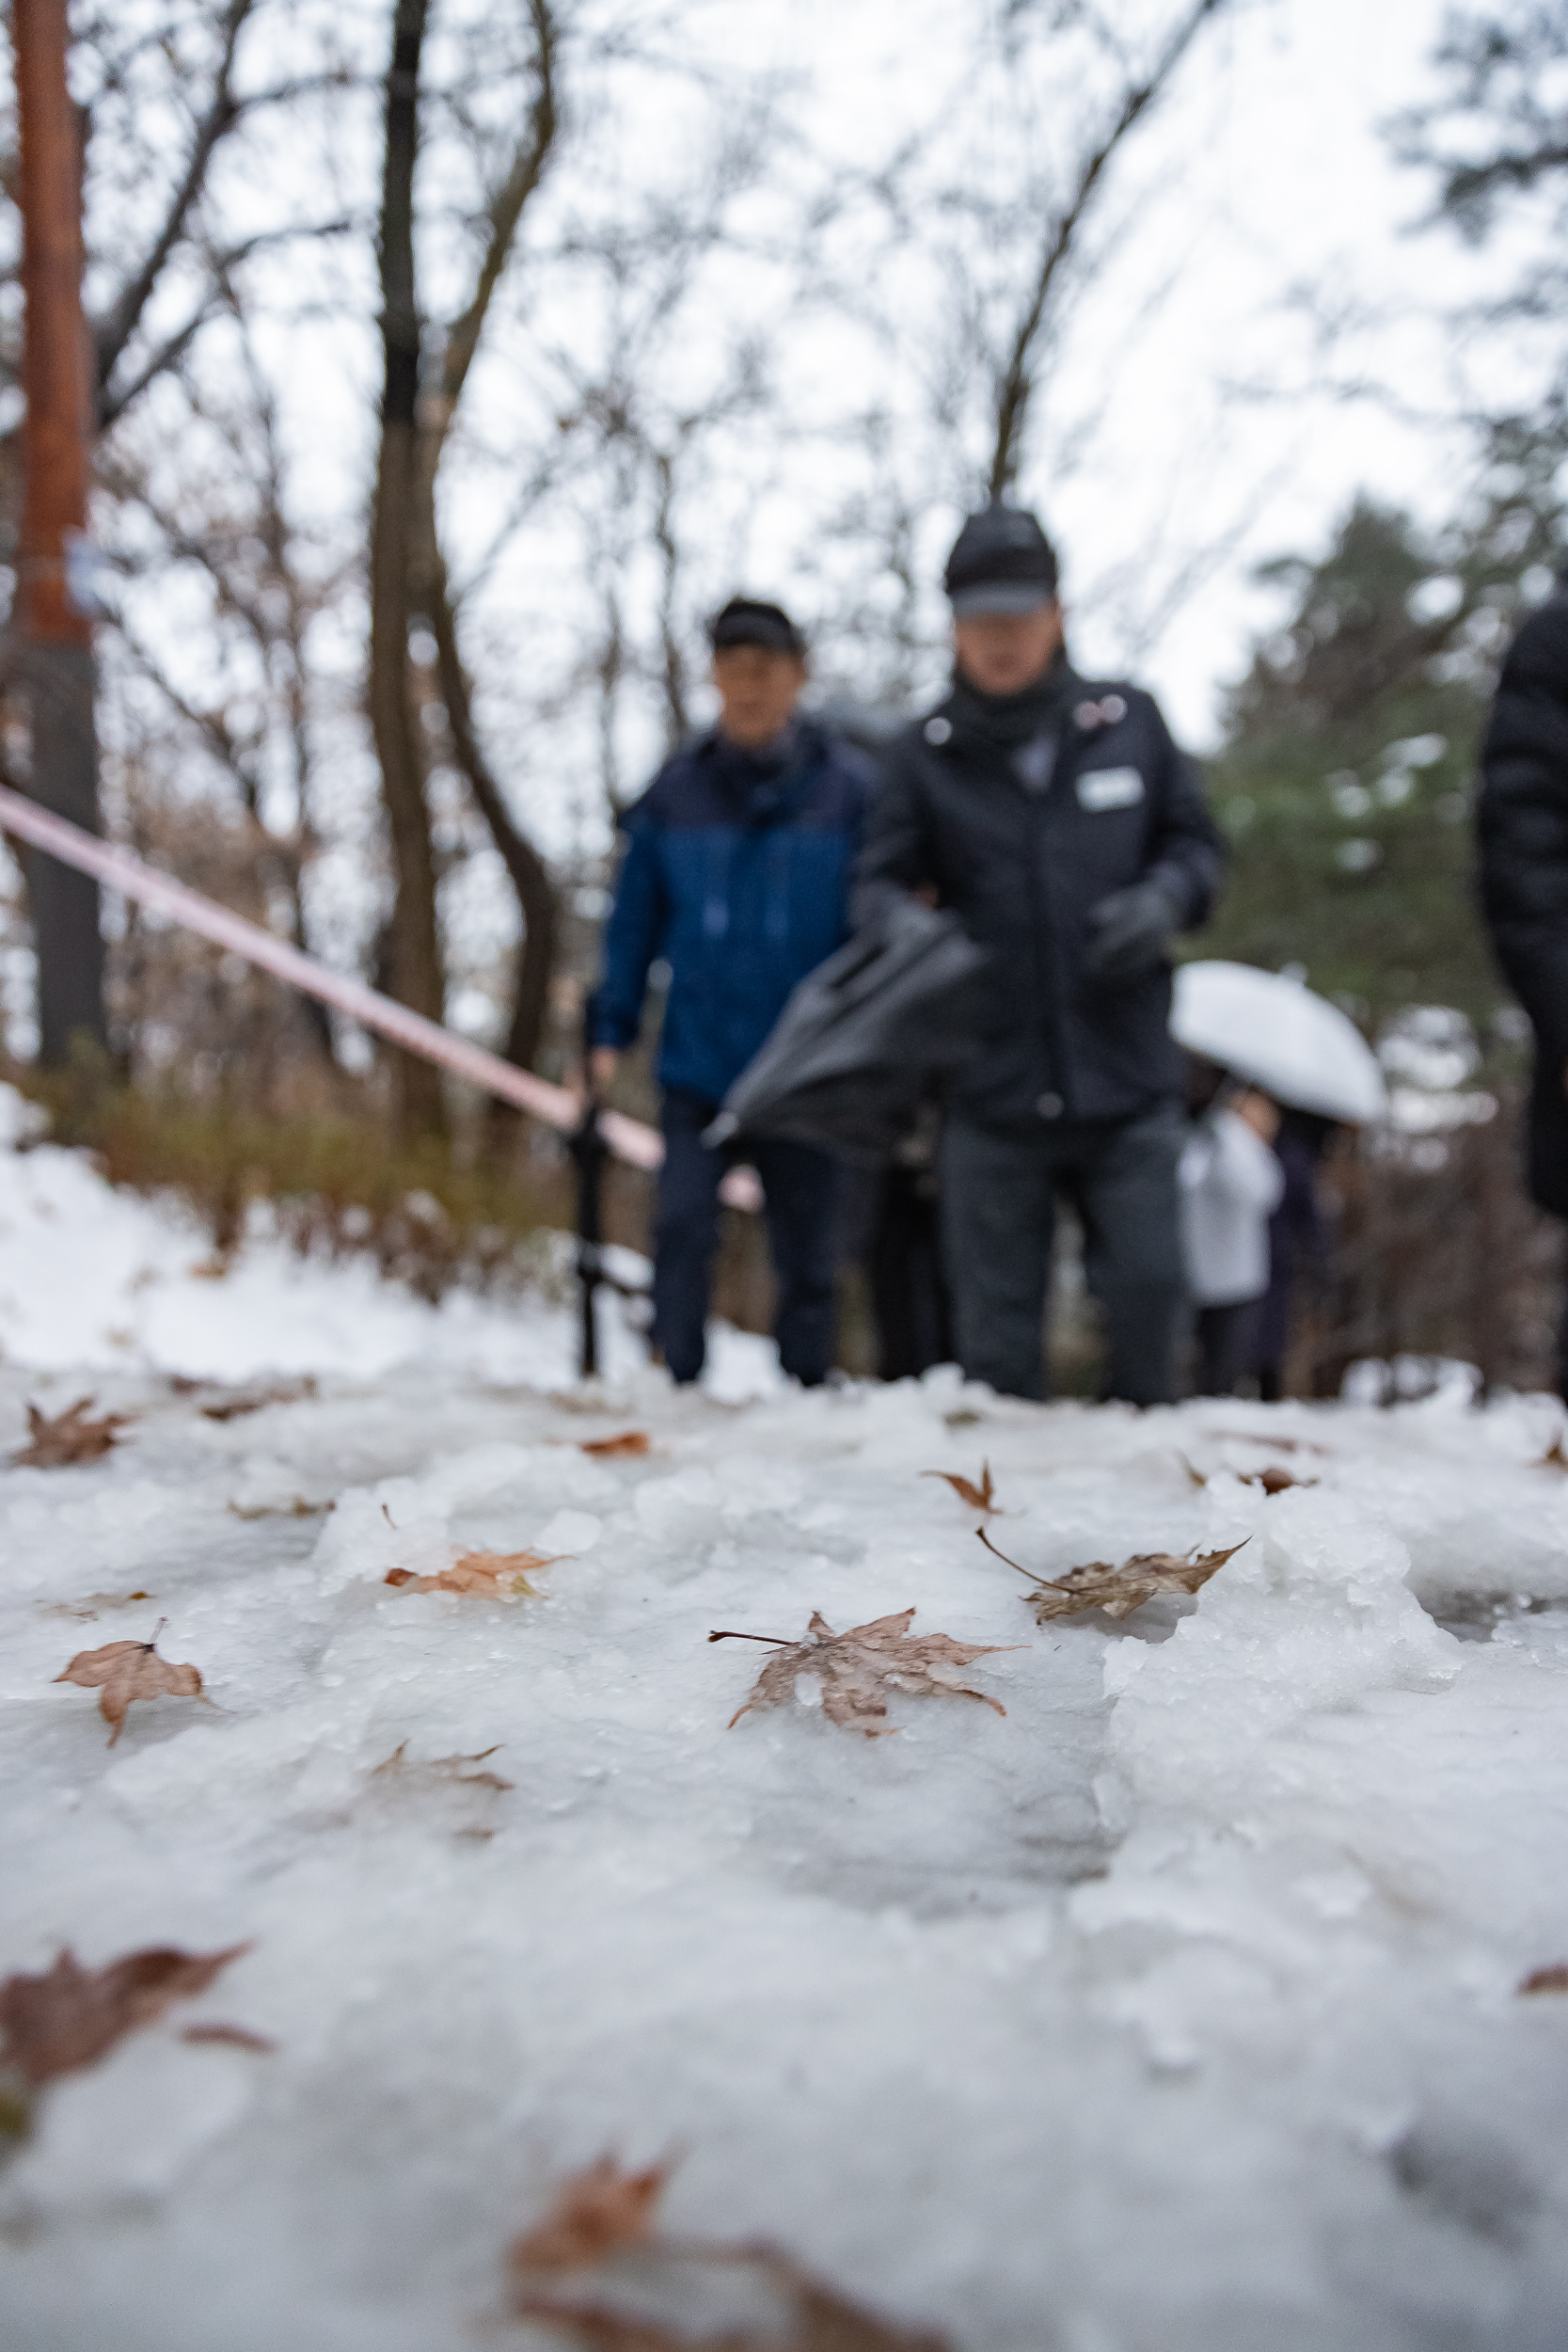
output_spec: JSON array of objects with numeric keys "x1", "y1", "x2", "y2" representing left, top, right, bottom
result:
[{"x1": 1076, "y1": 766, "x2": 1144, "y2": 812}]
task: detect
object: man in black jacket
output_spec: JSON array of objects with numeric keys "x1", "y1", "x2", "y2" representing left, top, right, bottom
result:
[
  {"x1": 1477, "y1": 577, "x2": 1568, "y2": 1392},
  {"x1": 852, "y1": 503, "x2": 1224, "y2": 1403}
]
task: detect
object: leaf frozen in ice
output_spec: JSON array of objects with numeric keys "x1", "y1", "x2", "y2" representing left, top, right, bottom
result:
[
  {"x1": 919, "y1": 1461, "x2": 996, "y2": 1514},
  {"x1": 383, "y1": 1549, "x2": 562, "y2": 1597},
  {"x1": 712, "y1": 1609, "x2": 1018, "y2": 1737},
  {"x1": 0, "y1": 1943, "x2": 250, "y2": 2084},
  {"x1": 977, "y1": 1527, "x2": 1247, "y2": 1624},
  {"x1": 511, "y1": 2154, "x2": 673, "y2": 2273},
  {"x1": 54, "y1": 1622, "x2": 205, "y2": 1744},
  {"x1": 14, "y1": 1396, "x2": 130, "y2": 1467},
  {"x1": 508, "y1": 2155, "x2": 951, "y2": 2347},
  {"x1": 581, "y1": 1430, "x2": 652, "y2": 1457}
]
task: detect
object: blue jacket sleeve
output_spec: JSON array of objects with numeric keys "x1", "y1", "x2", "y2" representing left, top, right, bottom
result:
[{"x1": 587, "y1": 823, "x2": 666, "y2": 1051}]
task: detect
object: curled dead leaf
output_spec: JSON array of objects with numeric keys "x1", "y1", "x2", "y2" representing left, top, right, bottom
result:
[
  {"x1": 512, "y1": 2154, "x2": 674, "y2": 2275},
  {"x1": 508, "y1": 2155, "x2": 951, "y2": 2349},
  {"x1": 54, "y1": 1621, "x2": 205, "y2": 1744},
  {"x1": 1181, "y1": 1454, "x2": 1315, "y2": 1495},
  {"x1": 1535, "y1": 1438, "x2": 1568, "y2": 1473},
  {"x1": 372, "y1": 1741, "x2": 515, "y2": 1794},
  {"x1": 977, "y1": 1526, "x2": 1247, "y2": 1624},
  {"x1": 181, "y1": 2022, "x2": 276, "y2": 2051},
  {"x1": 0, "y1": 1943, "x2": 250, "y2": 2084},
  {"x1": 919, "y1": 1462, "x2": 996, "y2": 1515},
  {"x1": 582, "y1": 1430, "x2": 651, "y2": 1457},
  {"x1": 384, "y1": 1549, "x2": 563, "y2": 1597},
  {"x1": 712, "y1": 1608, "x2": 1019, "y2": 1737},
  {"x1": 14, "y1": 1396, "x2": 130, "y2": 1468},
  {"x1": 1519, "y1": 1963, "x2": 1568, "y2": 1994},
  {"x1": 200, "y1": 1380, "x2": 316, "y2": 1422}
]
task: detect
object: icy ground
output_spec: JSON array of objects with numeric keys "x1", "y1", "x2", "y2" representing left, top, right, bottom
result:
[{"x1": 6, "y1": 1096, "x2": 1568, "y2": 2349}]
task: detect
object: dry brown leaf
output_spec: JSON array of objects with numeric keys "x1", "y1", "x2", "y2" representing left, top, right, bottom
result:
[
  {"x1": 509, "y1": 2157, "x2": 949, "y2": 2350},
  {"x1": 1240, "y1": 1465, "x2": 1316, "y2": 1494},
  {"x1": 227, "y1": 1497, "x2": 332, "y2": 1521},
  {"x1": 1181, "y1": 1454, "x2": 1315, "y2": 1495},
  {"x1": 0, "y1": 1943, "x2": 250, "y2": 2085},
  {"x1": 383, "y1": 1549, "x2": 562, "y2": 1597},
  {"x1": 181, "y1": 2022, "x2": 276, "y2": 2052},
  {"x1": 1520, "y1": 1963, "x2": 1568, "y2": 1994},
  {"x1": 14, "y1": 1397, "x2": 130, "y2": 1468},
  {"x1": 200, "y1": 1381, "x2": 316, "y2": 1422},
  {"x1": 919, "y1": 1462, "x2": 996, "y2": 1514},
  {"x1": 978, "y1": 1526, "x2": 1248, "y2": 1624},
  {"x1": 512, "y1": 2155, "x2": 674, "y2": 2275},
  {"x1": 712, "y1": 1608, "x2": 1018, "y2": 1738},
  {"x1": 54, "y1": 1622, "x2": 205, "y2": 1744},
  {"x1": 1536, "y1": 1438, "x2": 1568, "y2": 1473},
  {"x1": 582, "y1": 1431, "x2": 652, "y2": 1458},
  {"x1": 1208, "y1": 1430, "x2": 1328, "y2": 1457},
  {"x1": 372, "y1": 1741, "x2": 515, "y2": 1793}
]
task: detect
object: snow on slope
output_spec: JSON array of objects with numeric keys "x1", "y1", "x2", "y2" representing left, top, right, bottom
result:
[{"x1": 6, "y1": 1093, "x2": 1568, "y2": 2349}]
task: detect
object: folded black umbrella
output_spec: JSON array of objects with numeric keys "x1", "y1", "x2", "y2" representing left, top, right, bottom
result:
[{"x1": 703, "y1": 903, "x2": 990, "y2": 1163}]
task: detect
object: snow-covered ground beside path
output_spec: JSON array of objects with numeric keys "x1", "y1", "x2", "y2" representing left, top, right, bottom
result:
[{"x1": 7, "y1": 1097, "x2": 1568, "y2": 2348}]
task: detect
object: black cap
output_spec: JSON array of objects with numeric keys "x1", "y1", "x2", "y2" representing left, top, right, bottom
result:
[
  {"x1": 708, "y1": 596, "x2": 806, "y2": 659},
  {"x1": 943, "y1": 502, "x2": 1059, "y2": 617}
]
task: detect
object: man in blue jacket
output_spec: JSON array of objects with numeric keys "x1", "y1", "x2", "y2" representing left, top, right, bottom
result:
[{"x1": 588, "y1": 597, "x2": 874, "y2": 1387}]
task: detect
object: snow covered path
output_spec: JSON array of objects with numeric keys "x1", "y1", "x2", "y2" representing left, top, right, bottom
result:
[{"x1": 7, "y1": 1104, "x2": 1568, "y2": 2348}]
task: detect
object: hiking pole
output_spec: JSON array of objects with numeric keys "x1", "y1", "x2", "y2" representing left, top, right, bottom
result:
[{"x1": 570, "y1": 1083, "x2": 610, "y2": 1380}]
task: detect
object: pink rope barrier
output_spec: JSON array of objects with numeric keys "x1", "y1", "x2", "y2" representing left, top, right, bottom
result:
[{"x1": 0, "y1": 783, "x2": 764, "y2": 1212}]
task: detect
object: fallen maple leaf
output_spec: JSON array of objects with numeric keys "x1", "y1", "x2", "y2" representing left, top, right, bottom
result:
[
  {"x1": 0, "y1": 1943, "x2": 249, "y2": 2085},
  {"x1": 509, "y1": 2156, "x2": 950, "y2": 2350},
  {"x1": 977, "y1": 1526, "x2": 1247, "y2": 1624},
  {"x1": 919, "y1": 1461, "x2": 996, "y2": 1514},
  {"x1": 512, "y1": 2154, "x2": 674, "y2": 2274},
  {"x1": 581, "y1": 1430, "x2": 651, "y2": 1457},
  {"x1": 200, "y1": 1380, "x2": 316, "y2": 1422},
  {"x1": 14, "y1": 1396, "x2": 130, "y2": 1468},
  {"x1": 1520, "y1": 1963, "x2": 1568, "y2": 1994},
  {"x1": 1181, "y1": 1454, "x2": 1314, "y2": 1495},
  {"x1": 181, "y1": 2022, "x2": 276, "y2": 2051},
  {"x1": 54, "y1": 1621, "x2": 205, "y2": 1744},
  {"x1": 372, "y1": 1741, "x2": 515, "y2": 1793},
  {"x1": 712, "y1": 1608, "x2": 1018, "y2": 1737},
  {"x1": 384, "y1": 1549, "x2": 562, "y2": 1597}
]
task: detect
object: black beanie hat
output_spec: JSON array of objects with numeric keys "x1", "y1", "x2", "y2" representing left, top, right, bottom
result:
[
  {"x1": 708, "y1": 596, "x2": 806, "y2": 659},
  {"x1": 943, "y1": 502, "x2": 1059, "y2": 616}
]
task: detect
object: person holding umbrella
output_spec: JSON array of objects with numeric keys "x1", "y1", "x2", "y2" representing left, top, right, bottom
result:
[
  {"x1": 851, "y1": 502, "x2": 1225, "y2": 1405},
  {"x1": 586, "y1": 596, "x2": 874, "y2": 1388}
]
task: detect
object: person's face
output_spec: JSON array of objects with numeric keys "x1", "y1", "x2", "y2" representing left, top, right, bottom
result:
[
  {"x1": 712, "y1": 644, "x2": 806, "y2": 748},
  {"x1": 952, "y1": 599, "x2": 1064, "y2": 696}
]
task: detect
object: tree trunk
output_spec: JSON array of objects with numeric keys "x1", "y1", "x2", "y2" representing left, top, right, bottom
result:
[
  {"x1": 369, "y1": 0, "x2": 445, "y2": 1136},
  {"x1": 424, "y1": 557, "x2": 561, "y2": 1127}
]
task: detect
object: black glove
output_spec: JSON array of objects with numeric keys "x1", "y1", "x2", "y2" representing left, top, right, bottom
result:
[{"x1": 1083, "y1": 876, "x2": 1183, "y2": 985}]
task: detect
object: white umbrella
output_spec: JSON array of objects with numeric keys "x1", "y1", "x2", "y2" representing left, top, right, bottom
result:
[{"x1": 1171, "y1": 961, "x2": 1386, "y2": 1124}]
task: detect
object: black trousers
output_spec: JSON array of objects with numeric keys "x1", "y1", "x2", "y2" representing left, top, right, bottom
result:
[
  {"x1": 940, "y1": 1101, "x2": 1186, "y2": 1405},
  {"x1": 1195, "y1": 1299, "x2": 1261, "y2": 1397},
  {"x1": 654, "y1": 1090, "x2": 841, "y2": 1386}
]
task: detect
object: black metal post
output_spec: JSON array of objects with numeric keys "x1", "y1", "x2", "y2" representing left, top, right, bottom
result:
[{"x1": 570, "y1": 1096, "x2": 610, "y2": 1379}]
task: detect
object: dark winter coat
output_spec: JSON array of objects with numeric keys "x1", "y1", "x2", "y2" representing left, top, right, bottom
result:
[
  {"x1": 1478, "y1": 585, "x2": 1568, "y2": 1215},
  {"x1": 851, "y1": 666, "x2": 1224, "y2": 1127},
  {"x1": 588, "y1": 722, "x2": 875, "y2": 1106}
]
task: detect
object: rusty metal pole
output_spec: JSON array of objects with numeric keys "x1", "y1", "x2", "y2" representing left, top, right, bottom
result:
[{"x1": 14, "y1": 0, "x2": 105, "y2": 1066}]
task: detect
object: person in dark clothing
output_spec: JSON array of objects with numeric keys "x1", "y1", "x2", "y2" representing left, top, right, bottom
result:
[
  {"x1": 852, "y1": 503, "x2": 1225, "y2": 1403},
  {"x1": 587, "y1": 597, "x2": 874, "y2": 1386},
  {"x1": 1252, "y1": 1111, "x2": 1332, "y2": 1402},
  {"x1": 1478, "y1": 576, "x2": 1568, "y2": 1396}
]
